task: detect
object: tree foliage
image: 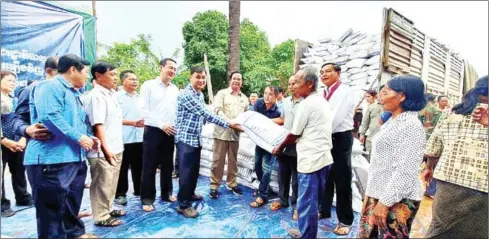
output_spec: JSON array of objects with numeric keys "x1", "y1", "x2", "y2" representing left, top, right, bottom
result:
[
  {"x1": 99, "y1": 34, "x2": 160, "y2": 88},
  {"x1": 182, "y1": 11, "x2": 295, "y2": 97},
  {"x1": 182, "y1": 10, "x2": 229, "y2": 94}
]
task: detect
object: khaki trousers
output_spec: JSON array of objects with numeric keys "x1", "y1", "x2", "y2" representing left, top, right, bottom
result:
[
  {"x1": 88, "y1": 152, "x2": 123, "y2": 222},
  {"x1": 210, "y1": 139, "x2": 238, "y2": 190}
]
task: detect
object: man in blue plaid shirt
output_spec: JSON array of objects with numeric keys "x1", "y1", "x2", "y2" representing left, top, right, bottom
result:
[{"x1": 175, "y1": 66, "x2": 241, "y2": 218}]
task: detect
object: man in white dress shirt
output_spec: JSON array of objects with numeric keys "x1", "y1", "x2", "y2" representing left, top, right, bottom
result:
[
  {"x1": 318, "y1": 62, "x2": 355, "y2": 236},
  {"x1": 139, "y1": 58, "x2": 180, "y2": 212},
  {"x1": 84, "y1": 61, "x2": 125, "y2": 227}
]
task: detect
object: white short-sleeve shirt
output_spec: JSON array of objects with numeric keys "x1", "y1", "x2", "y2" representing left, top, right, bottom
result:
[
  {"x1": 290, "y1": 92, "x2": 334, "y2": 173},
  {"x1": 83, "y1": 83, "x2": 124, "y2": 158}
]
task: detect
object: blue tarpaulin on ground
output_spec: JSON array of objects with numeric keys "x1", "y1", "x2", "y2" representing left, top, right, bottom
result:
[
  {"x1": 0, "y1": 1, "x2": 85, "y2": 87},
  {"x1": 0, "y1": 173, "x2": 359, "y2": 238}
]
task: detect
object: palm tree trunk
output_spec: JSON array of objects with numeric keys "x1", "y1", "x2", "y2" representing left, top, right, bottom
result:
[{"x1": 227, "y1": 0, "x2": 241, "y2": 76}]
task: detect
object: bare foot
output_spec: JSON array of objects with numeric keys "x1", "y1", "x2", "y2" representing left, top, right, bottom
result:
[
  {"x1": 142, "y1": 205, "x2": 155, "y2": 212},
  {"x1": 76, "y1": 233, "x2": 98, "y2": 239},
  {"x1": 77, "y1": 211, "x2": 92, "y2": 219}
]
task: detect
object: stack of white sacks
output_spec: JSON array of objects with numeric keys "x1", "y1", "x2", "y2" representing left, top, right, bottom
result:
[
  {"x1": 299, "y1": 28, "x2": 381, "y2": 106},
  {"x1": 198, "y1": 123, "x2": 370, "y2": 213}
]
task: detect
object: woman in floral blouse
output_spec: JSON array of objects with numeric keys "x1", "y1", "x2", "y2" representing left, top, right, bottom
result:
[{"x1": 359, "y1": 75, "x2": 427, "y2": 238}]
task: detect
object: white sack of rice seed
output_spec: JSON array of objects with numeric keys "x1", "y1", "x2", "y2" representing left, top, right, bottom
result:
[
  {"x1": 345, "y1": 58, "x2": 367, "y2": 68},
  {"x1": 235, "y1": 111, "x2": 289, "y2": 154},
  {"x1": 347, "y1": 67, "x2": 365, "y2": 74},
  {"x1": 365, "y1": 55, "x2": 380, "y2": 66},
  {"x1": 350, "y1": 72, "x2": 369, "y2": 81},
  {"x1": 367, "y1": 62, "x2": 380, "y2": 71}
]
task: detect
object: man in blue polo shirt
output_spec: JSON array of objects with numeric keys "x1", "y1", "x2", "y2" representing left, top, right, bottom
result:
[
  {"x1": 249, "y1": 86, "x2": 283, "y2": 208},
  {"x1": 24, "y1": 54, "x2": 97, "y2": 239}
]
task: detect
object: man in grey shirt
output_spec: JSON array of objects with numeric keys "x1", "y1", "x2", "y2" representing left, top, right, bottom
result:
[{"x1": 269, "y1": 75, "x2": 301, "y2": 221}]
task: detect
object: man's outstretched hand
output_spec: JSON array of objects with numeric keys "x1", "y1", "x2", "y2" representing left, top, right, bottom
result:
[{"x1": 229, "y1": 120, "x2": 244, "y2": 133}]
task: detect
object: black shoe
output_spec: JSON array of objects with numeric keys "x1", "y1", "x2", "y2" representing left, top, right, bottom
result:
[
  {"x1": 209, "y1": 189, "x2": 219, "y2": 199},
  {"x1": 190, "y1": 194, "x2": 203, "y2": 201},
  {"x1": 16, "y1": 200, "x2": 33, "y2": 207},
  {"x1": 227, "y1": 186, "x2": 243, "y2": 196},
  {"x1": 318, "y1": 212, "x2": 330, "y2": 220},
  {"x1": 1, "y1": 208, "x2": 15, "y2": 217}
]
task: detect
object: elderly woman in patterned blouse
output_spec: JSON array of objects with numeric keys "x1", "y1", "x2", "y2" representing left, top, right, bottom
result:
[
  {"x1": 423, "y1": 75, "x2": 488, "y2": 239},
  {"x1": 358, "y1": 75, "x2": 427, "y2": 239}
]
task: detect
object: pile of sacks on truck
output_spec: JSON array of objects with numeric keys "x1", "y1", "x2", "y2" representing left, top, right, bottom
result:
[
  {"x1": 299, "y1": 28, "x2": 381, "y2": 106},
  {"x1": 198, "y1": 123, "x2": 370, "y2": 213}
]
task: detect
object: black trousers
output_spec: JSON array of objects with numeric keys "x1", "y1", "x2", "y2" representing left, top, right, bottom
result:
[
  {"x1": 278, "y1": 154, "x2": 298, "y2": 208},
  {"x1": 319, "y1": 130, "x2": 354, "y2": 225},
  {"x1": 176, "y1": 142, "x2": 201, "y2": 209},
  {"x1": 174, "y1": 148, "x2": 179, "y2": 175},
  {"x1": 116, "y1": 142, "x2": 143, "y2": 197},
  {"x1": 26, "y1": 161, "x2": 87, "y2": 239},
  {"x1": 140, "y1": 126, "x2": 175, "y2": 205},
  {"x1": 1, "y1": 145, "x2": 31, "y2": 210}
]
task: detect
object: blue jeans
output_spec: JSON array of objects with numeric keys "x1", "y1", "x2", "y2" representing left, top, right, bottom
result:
[
  {"x1": 254, "y1": 146, "x2": 275, "y2": 201},
  {"x1": 297, "y1": 165, "x2": 331, "y2": 239},
  {"x1": 177, "y1": 142, "x2": 201, "y2": 209},
  {"x1": 26, "y1": 161, "x2": 87, "y2": 239}
]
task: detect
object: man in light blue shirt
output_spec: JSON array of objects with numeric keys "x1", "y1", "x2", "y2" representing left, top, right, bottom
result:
[
  {"x1": 24, "y1": 54, "x2": 96, "y2": 239},
  {"x1": 114, "y1": 70, "x2": 144, "y2": 206}
]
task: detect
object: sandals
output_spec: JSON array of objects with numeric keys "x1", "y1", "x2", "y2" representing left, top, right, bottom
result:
[
  {"x1": 94, "y1": 216, "x2": 122, "y2": 227},
  {"x1": 161, "y1": 195, "x2": 177, "y2": 203},
  {"x1": 269, "y1": 201, "x2": 284, "y2": 211},
  {"x1": 77, "y1": 211, "x2": 92, "y2": 219},
  {"x1": 293, "y1": 209, "x2": 298, "y2": 221},
  {"x1": 76, "y1": 233, "x2": 98, "y2": 239},
  {"x1": 109, "y1": 209, "x2": 126, "y2": 217},
  {"x1": 333, "y1": 223, "x2": 352, "y2": 236},
  {"x1": 250, "y1": 197, "x2": 265, "y2": 208},
  {"x1": 142, "y1": 205, "x2": 155, "y2": 212}
]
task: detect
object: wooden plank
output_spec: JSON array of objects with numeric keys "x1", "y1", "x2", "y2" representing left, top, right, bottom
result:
[
  {"x1": 203, "y1": 53, "x2": 214, "y2": 104},
  {"x1": 390, "y1": 30, "x2": 412, "y2": 47}
]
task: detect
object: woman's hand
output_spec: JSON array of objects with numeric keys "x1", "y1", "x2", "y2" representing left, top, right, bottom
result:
[
  {"x1": 17, "y1": 137, "x2": 27, "y2": 150},
  {"x1": 1, "y1": 138, "x2": 23, "y2": 152}
]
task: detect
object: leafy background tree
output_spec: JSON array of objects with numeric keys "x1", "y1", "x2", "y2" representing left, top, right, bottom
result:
[
  {"x1": 99, "y1": 34, "x2": 159, "y2": 87},
  {"x1": 98, "y1": 10, "x2": 295, "y2": 98},
  {"x1": 181, "y1": 10, "x2": 295, "y2": 98}
]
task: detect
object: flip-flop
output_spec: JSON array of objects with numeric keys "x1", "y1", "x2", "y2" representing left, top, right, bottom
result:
[
  {"x1": 269, "y1": 201, "x2": 284, "y2": 211},
  {"x1": 292, "y1": 209, "x2": 298, "y2": 221},
  {"x1": 94, "y1": 217, "x2": 122, "y2": 227},
  {"x1": 109, "y1": 209, "x2": 126, "y2": 217},
  {"x1": 250, "y1": 197, "x2": 265, "y2": 208},
  {"x1": 142, "y1": 205, "x2": 155, "y2": 212},
  {"x1": 77, "y1": 211, "x2": 92, "y2": 219},
  {"x1": 333, "y1": 223, "x2": 352, "y2": 236},
  {"x1": 162, "y1": 195, "x2": 177, "y2": 203},
  {"x1": 76, "y1": 233, "x2": 98, "y2": 239}
]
